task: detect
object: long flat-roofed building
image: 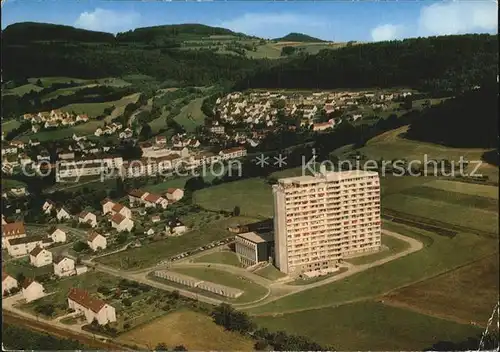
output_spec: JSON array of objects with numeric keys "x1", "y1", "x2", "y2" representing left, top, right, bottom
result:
[
  {"x1": 235, "y1": 231, "x2": 274, "y2": 266},
  {"x1": 272, "y1": 168, "x2": 381, "y2": 275}
]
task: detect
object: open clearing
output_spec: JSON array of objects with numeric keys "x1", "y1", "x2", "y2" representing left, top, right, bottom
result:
[
  {"x1": 383, "y1": 254, "x2": 499, "y2": 324},
  {"x1": 254, "y1": 264, "x2": 287, "y2": 281},
  {"x1": 95, "y1": 216, "x2": 259, "y2": 270},
  {"x1": 173, "y1": 97, "x2": 207, "y2": 133},
  {"x1": 424, "y1": 179, "x2": 498, "y2": 198},
  {"x1": 193, "y1": 178, "x2": 273, "y2": 218},
  {"x1": 1, "y1": 119, "x2": 22, "y2": 133},
  {"x1": 254, "y1": 301, "x2": 482, "y2": 351},
  {"x1": 247, "y1": 221, "x2": 498, "y2": 314},
  {"x1": 170, "y1": 266, "x2": 268, "y2": 303},
  {"x1": 118, "y1": 309, "x2": 253, "y2": 350},
  {"x1": 345, "y1": 233, "x2": 410, "y2": 265},
  {"x1": 4, "y1": 83, "x2": 44, "y2": 96}
]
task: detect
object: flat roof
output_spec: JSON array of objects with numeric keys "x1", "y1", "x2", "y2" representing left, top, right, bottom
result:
[
  {"x1": 237, "y1": 231, "x2": 274, "y2": 244},
  {"x1": 278, "y1": 170, "x2": 379, "y2": 184}
]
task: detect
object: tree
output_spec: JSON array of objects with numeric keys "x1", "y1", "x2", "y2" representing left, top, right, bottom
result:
[
  {"x1": 211, "y1": 303, "x2": 255, "y2": 333},
  {"x1": 233, "y1": 206, "x2": 241, "y2": 217},
  {"x1": 73, "y1": 241, "x2": 89, "y2": 252},
  {"x1": 281, "y1": 46, "x2": 296, "y2": 56},
  {"x1": 254, "y1": 340, "x2": 270, "y2": 350},
  {"x1": 122, "y1": 298, "x2": 132, "y2": 307},
  {"x1": 16, "y1": 272, "x2": 26, "y2": 285},
  {"x1": 173, "y1": 345, "x2": 187, "y2": 351}
]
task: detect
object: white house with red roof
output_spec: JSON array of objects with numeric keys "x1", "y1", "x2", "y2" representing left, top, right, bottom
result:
[
  {"x1": 1, "y1": 221, "x2": 26, "y2": 248},
  {"x1": 128, "y1": 189, "x2": 168, "y2": 209},
  {"x1": 219, "y1": 146, "x2": 247, "y2": 160},
  {"x1": 166, "y1": 188, "x2": 184, "y2": 203},
  {"x1": 67, "y1": 287, "x2": 116, "y2": 325},
  {"x1": 42, "y1": 200, "x2": 56, "y2": 214},
  {"x1": 110, "y1": 213, "x2": 134, "y2": 232},
  {"x1": 56, "y1": 207, "x2": 72, "y2": 221}
]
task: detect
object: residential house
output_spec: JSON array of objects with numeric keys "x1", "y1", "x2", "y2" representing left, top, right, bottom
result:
[
  {"x1": 110, "y1": 213, "x2": 134, "y2": 232},
  {"x1": 313, "y1": 121, "x2": 334, "y2": 132},
  {"x1": 48, "y1": 228, "x2": 67, "y2": 243},
  {"x1": 119, "y1": 128, "x2": 133, "y2": 139},
  {"x1": 101, "y1": 198, "x2": 115, "y2": 215},
  {"x1": 145, "y1": 228, "x2": 155, "y2": 236},
  {"x1": 67, "y1": 287, "x2": 117, "y2": 325},
  {"x1": 2, "y1": 214, "x2": 6, "y2": 225},
  {"x1": 111, "y1": 203, "x2": 132, "y2": 219},
  {"x1": 22, "y1": 279, "x2": 45, "y2": 303},
  {"x1": 7, "y1": 235, "x2": 52, "y2": 257},
  {"x1": 56, "y1": 207, "x2": 72, "y2": 221},
  {"x1": 209, "y1": 126, "x2": 225, "y2": 134},
  {"x1": 167, "y1": 219, "x2": 187, "y2": 235},
  {"x1": 78, "y1": 211, "x2": 98, "y2": 228},
  {"x1": 87, "y1": 231, "x2": 107, "y2": 252},
  {"x1": 166, "y1": 188, "x2": 184, "y2": 203},
  {"x1": 53, "y1": 256, "x2": 76, "y2": 277},
  {"x1": 151, "y1": 215, "x2": 161, "y2": 223},
  {"x1": 2, "y1": 272, "x2": 18, "y2": 296},
  {"x1": 155, "y1": 135, "x2": 167, "y2": 145},
  {"x1": 219, "y1": 147, "x2": 247, "y2": 160},
  {"x1": 29, "y1": 246, "x2": 53, "y2": 267},
  {"x1": 128, "y1": 189, "x2": 167, "y2": 209},
  {"x1": 2, "y1": 222, "x2": 26, "y2": 248}
]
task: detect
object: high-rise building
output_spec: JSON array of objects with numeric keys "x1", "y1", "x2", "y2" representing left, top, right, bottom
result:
[{"x1": 272, "y1": 169, "x2": 381, "y2": 275}]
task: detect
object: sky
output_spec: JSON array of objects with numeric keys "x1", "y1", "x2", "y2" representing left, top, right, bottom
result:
[{"x1": 2, "y1": 0, "x2": 498, "y2": 42}]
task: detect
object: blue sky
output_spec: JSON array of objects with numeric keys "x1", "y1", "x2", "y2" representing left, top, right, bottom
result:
[{"x1": 2, "y1": 0, "x2": 497, "y2": 42}]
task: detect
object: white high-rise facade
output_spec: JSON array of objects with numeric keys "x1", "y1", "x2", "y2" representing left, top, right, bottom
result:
[{"x1": 272, "y1": 169, "x2": 381, "y2": 275}]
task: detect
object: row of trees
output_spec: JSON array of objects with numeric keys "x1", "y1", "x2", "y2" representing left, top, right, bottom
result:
[{"x1": 211, "y1": 303, "x2": 333, "y2": 351}]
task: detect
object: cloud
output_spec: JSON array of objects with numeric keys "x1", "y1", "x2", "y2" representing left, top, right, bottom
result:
[
  {"x1": 370, "y1": 24, "x2": 404, "y2": 42},
  {"x1": 74, "y1": 8, "x2": 141, "y2": 33},
  {"x1": 218, "y1": 13, "x2": 328, "y2": 38},
  {"x1": 418, "y1": 1, "x2": 498, "y2": 36}
]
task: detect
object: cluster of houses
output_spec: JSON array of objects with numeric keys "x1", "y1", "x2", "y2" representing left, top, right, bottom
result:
[
  {"x1": 2, "y1": 272, "x2": 116, "y2": 325},
  {"x1": 23, "y1": 110, "x2": 89, "y2": 132},
  {"x1": 1, "y1": 221, "x2": 67, "y2": 257},
  {"x1": 94, "y1": 122, "x2": 130, "y2": 138},
  {"x1": 208, "y1": 89, "x2": 413, "y2": 140}
]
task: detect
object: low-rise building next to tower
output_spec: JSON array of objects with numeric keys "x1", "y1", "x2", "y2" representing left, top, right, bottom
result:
[{"x1": 272, "y1": 169, "x2": 381, "y2": 276}]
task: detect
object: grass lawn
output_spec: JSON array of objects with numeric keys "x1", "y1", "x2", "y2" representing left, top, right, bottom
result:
[
  {"x1": 143, "y1": 177, "x2": 191, "y2": 194},
  {"x1": 1, "y1": 120, "x2": 22, "y2": 133},
  {"x1": 384, "y1": 254, "x2": 499, "y2": 324},
  {"x1": 118, "y1": 309, "x2": 254, "y2": 350},
  {"x1": 60, "y1": 101, "x2": 116, "y2": 117},
  {"x1": 247, "y1": 221, "x2": 498, "y2": 314},
  {"x1": 173, "y1": 97, "x2": 207, "y2": 133},
  {"x1": 3, "y1": 257, "x2": 54, "y2": 279},
  {"x1": 254, "y1": 301, "x2": 483, "y2": 351},
  {"x1": 28, "y1": 77, "x2": 89, "y2": 87},
  {"x1": 95, "y1": 216, "x2": 259, "y2": 270},
  {"x1": 193, "y1": 251, "x2": 242, "y2": 266},
  {"x1": 193, "y1": 178, "x2": 273, "y2": 218},
  {"x1": 253, "y1": 265, "x2": 287, "y2": 281},
  {"x1": 345, "y1": 234, "x2": 410, "y2": 265},
  {"x1": 170, "y1": 266, "x2": 268, "y2": 304}
]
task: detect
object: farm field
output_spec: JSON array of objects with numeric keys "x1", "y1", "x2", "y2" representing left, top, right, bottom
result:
[
  {"x1": 345, "y1": 234, "x2": 410, "y2": 265},
  {"x1": 358, "y1": 125, "x2": 498, "y2": 180},
  {"x1": 254, "y1": 301, "x2": 482, "y2": 351},
  {"x1": 383, "y1": 187, "x2": 498, "y2": 234},
  {"x1": 173, "y1": 97, "x2": 207, "y2": 132},
  {"x1": 424, "y1": 179, "x2": 499, "y2": 198},
  {"x1": 95, "y1": 216, "x2": 260, "y2": 270},
  {"x1": 383, "y1": 254, "x2": 499, "y2": 324},
  {"x1": 246, "y1": 221, "x2": 498, "y2": 314},
  {"x1": 4, "y1": 83, "x2": 44, "y2": 96},
  {"x1": 193, "y1": 251, "x2": 242, "y2": 266},
  {"x1": 193, "y1": 178, "x2": 273, "y2": 218},
  {"x1": 170, "y1": 266, "x2": 269, "y2": 303},
  {"x1": 118, "y1": 309, "x2": 254, "y2": 350}
]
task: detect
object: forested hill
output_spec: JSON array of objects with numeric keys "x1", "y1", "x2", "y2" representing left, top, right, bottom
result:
[
  {"x1": 405, "y1": 83, "x2": 498, "y2": 148},
  {"x1": 116, "y1": 23, "x2": 244, "y2": 42},
  {"x1": 235, "y1": 34, "x2": 498, "y2": 93},
  {"x1": 274, "y1": 32, "x2": 325, "y2": 42},
  {"x1": 2, "y1": 22, "x2": 115, "y2": 44}
]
